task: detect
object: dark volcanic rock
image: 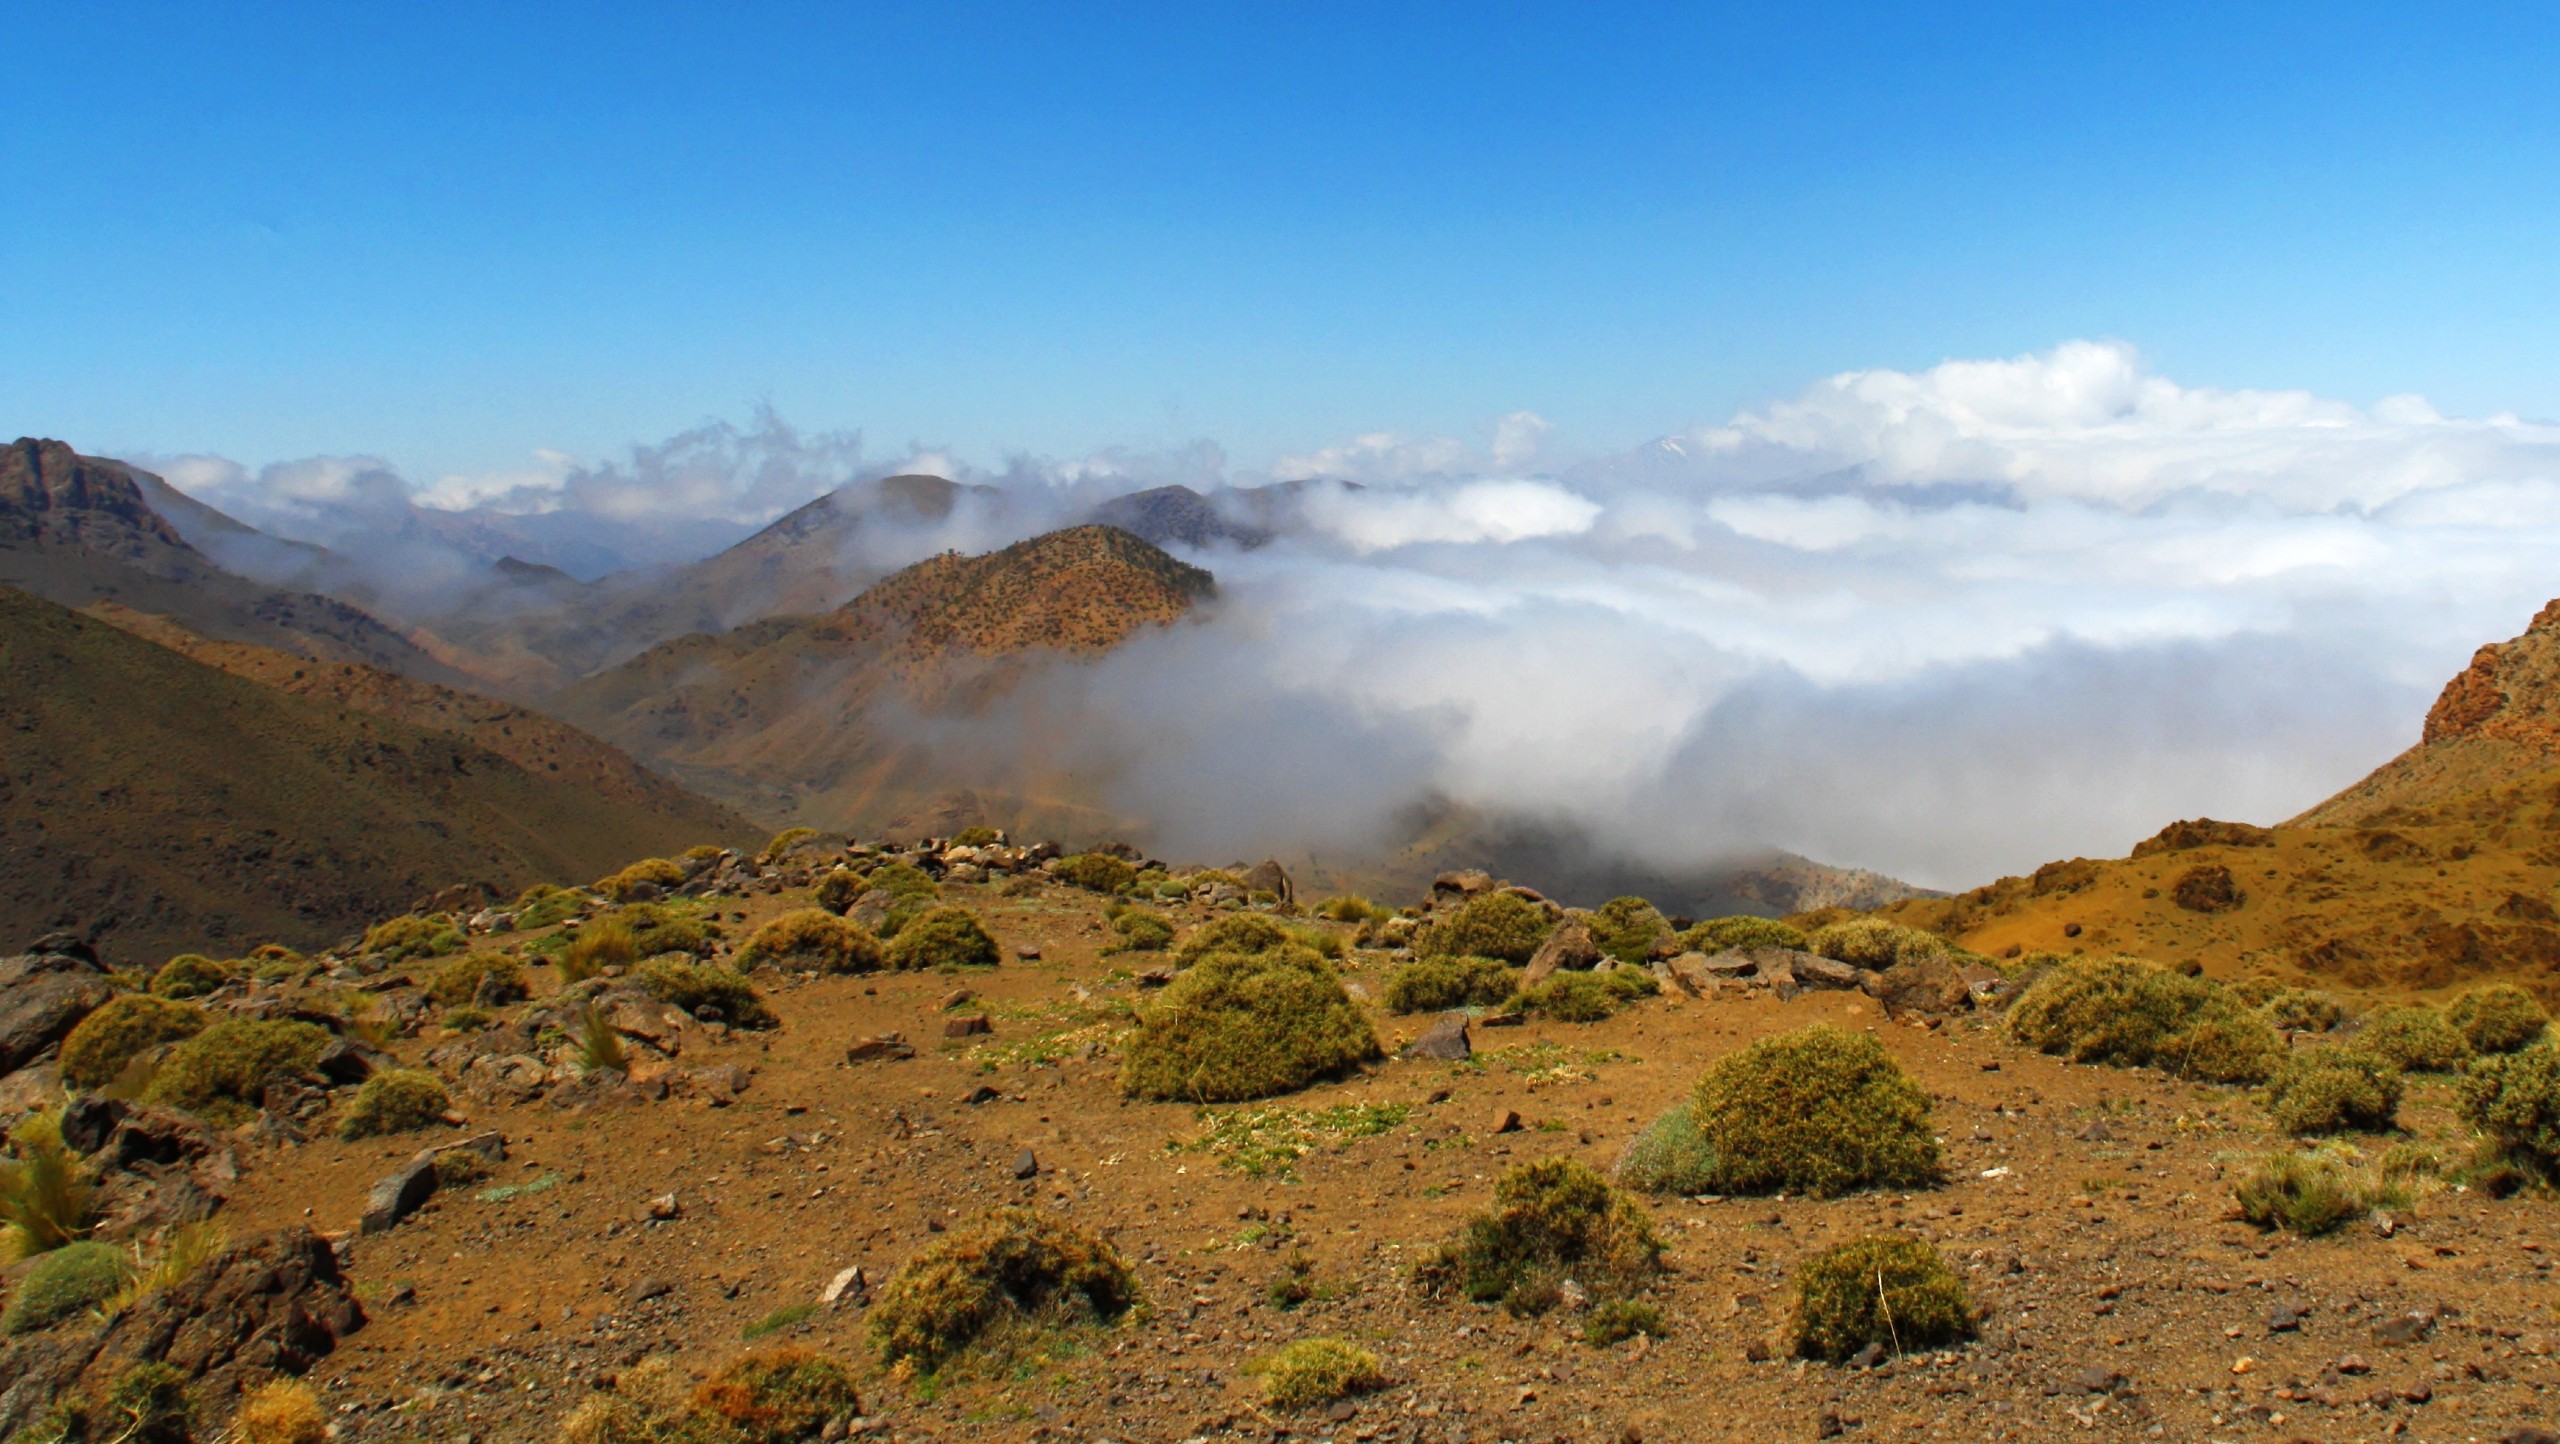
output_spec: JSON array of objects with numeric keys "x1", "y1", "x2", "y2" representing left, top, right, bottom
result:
[{"x1": 0, "y1": 949, "x2": 114, "y2": 1074}]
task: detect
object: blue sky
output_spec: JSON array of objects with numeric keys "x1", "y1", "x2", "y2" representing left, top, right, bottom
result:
[{"x1": 6, "y1": 2, "x2": 2558, "y2": 482}]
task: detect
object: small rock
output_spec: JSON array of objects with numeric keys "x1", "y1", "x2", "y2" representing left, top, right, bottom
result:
[
  {"x1": 1479, "y1": 1011, "x2": 1526, "y2": 1028},
  {"x1": 1489, "y1": 1108, "x2": 1524, "y2": 1135},
  {"x1": 2076, "y1": 1120, "x2": 2113, "y2": 1143},
  {"x1": 1848, "y1": 1341, "x2": 1886, "y2": 1369},
  {"x1": 940, "y1": 989, "x2": 977, "y2": 1010},
  {"x1": 630, "y1": 1279, "x2": 674, "y2": 1303},
  {"x1": 359, "y1": 1158, "x2": 438, "y2": 1235},
  {"x1": 2268, "y1": 1304, "x2": 2305, "y2": 1332},
  {"x1": 2500, "y1": 1429, "x2": 2560, "y2": 1444},
  {"x1": 846, "y1": 1034, "x2": 916, "y2": 1063},
  {"x1": 1137, "y1": 968, "x2": 1176, "y2": 989},
  {"x1": 1403, "y1": 1013, "x2": 1472, "y2": 1062},
  {"x1": 820, "y1": 1266, "x2": 867, "y2": 1307},
  {"x1": 644, "y1": 1192, "x2": 681, "y2": 1221},
  {"x1": 1815, "y1": 1410, "x2": 1844, "y2": 1440},
  {"x1": 1015, "y1": 944, "x2": 1042, "y2": 961},
  {"x1": 2375, "y1": 1313, "x2": 2435, "y2": 1345},
  {"x1": 964, "y1": 1084, "x2": 1001, "y2": 1104},
  {"x1": 1013, "y1": 1149, "x2": 1039, "y2": 1180},
  {"x1": 943, "y1": 1015, "x2": 992, "y2": 1038},
  {"x1": 2397, "y1": 1380, "x2": 2433, "y2": 1404},
  {"x1": 1325, "y1": 1400, "x2": 1356, "y2": 1423},
  {"x1": 2074, "y1": 1366, "x2": 2129, "y2": 1395},
  {"x1": 2336, "y1": 1353, "x2": 2372, "y2": 1375}
]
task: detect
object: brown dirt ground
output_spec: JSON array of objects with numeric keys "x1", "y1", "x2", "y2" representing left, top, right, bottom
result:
[{"x1": 217, "y1": 876, "x2": 2560, "y2": 1444}]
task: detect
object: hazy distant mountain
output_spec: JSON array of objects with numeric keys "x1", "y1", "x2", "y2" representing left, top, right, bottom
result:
[{"x1": 0, "y1": 438, "x2": 468, "y2": 686}]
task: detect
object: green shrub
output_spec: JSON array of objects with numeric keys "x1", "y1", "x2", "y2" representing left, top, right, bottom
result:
[
  {"x1": 1581, "y1": 1298, "x2": 1667, "y2": 1347},
  {"x1": 2457, "y1": 1045, "x2": 2560, "y2": 1177},
  {"x1": 2357, "y1": 1005, "x2": 2474, "y2": 1073},
  {"x1": 868, "y1": 1208, "x2": 1139, "y2": 1371},
  {"x1": 759, "y1": 827, "x2": 819, "y2": 863},
  {"x1": 2006, "y1": 954, "x2": 2282, "y2": 1083},
  {"x1": 229, "y1": 1378, "x2": 328, "y2": 1444},
  {"x1": 1414, "y1": 1157, "x2": 1662, "y2": 1316},
  {"x1": 634, "y1": 957, "x2": 776, "y2": 1028},
  {"x1": 361, "y1": 913, "x2": 464, "y2": 963},
  {"x1": 1121, "y1": 946, "x2": 1380, "y2": 1103},
  {"x1": 599, "y1": 857, "x2": 685, "y2": 901},
  {"x1": 1586, "y1": 897, "x2": 1670, "y2": 964},
  {"x1": 1313, "y1": 894, "x2": 1385, "y2": 924},
  {"x1": 613, "y1": 902, "x2": 717, "y2": 956},
  {"x1": 514, "y1": 885, "x2": 583, "y2": 930},
  {"x1": 952, "y1": 826, "x2": 1001, "y2": 847},
  {"x1": 59, "y1": 995, "x2": 207, "y2": 1089},
  {"x1": 684, "y1": 1347, "x2": 863, "y2": 1444},
  {"x1": 149, "y1": 953, "x2": 237, "y2": 999},
  {"x1": 882, "y1": 906, "x2": 1000, "y2": 970},
  {"x1": 1053, "y1": 853, "x2": 1139, "y2": 894},
  {"x1": 1173, "y1": 913, "x2": 1295, "y2": 966},
  {"x1": 1614, "y1": 1101, "x2": 1720, "y2": 1196},
  {"x1": 812, "y1": 869, "x2": 862, "y2": 913},
  {"x1": 1416, "y1": 891, "x2": 1554, "y2": 965},
  {"x1": 1106, "y1": 909, "x2": 1175, "y2": 953},
  {"x1": 339, "y1": 1069, "x2": 450, "y2": 1139},
  {"x1": 427, "y1": 951, "x2": 527, "y2": 1007},
  {"x1": 1680, "y1": 916, "x2": 1807, "y2": 954},
  {"x1": 2449, "y1": 984, "x2": 2549, "y2": 1055},
  {"x1": 143, "y1": 1018, "x2": 332, "y2": 1126},
  {"x1": 2261, "y1": 1045, "x2": 2402, "y2": 1136},
  {"x1": 1805, "y1": 919, "x2": 1950, "y2": 970},
  {"x1": 2232, "y1": 1150, "x2": 2376, "y2": 1237},
  {"x1": 1, "y1": 1240, "x2": 131, "y2": 1333},
  {"x1": 862, "y1": 860, "x2": 940, "y2": 899},
  {"x1": 1790, "y1": 1235, "x2": 1972, "y2": 1361},
  {"x1": 1250, "y1": 1338, "x2": 1384, "y2": 1410},
  {"x1": 1, "y1": 1110, "x2": 90, "y2": 1260},
  {"x1": 2260, "y1": 986, "x2": 2348, "y2": 1033},
  {"x1": 1383, "y1": 955, "x2": 1518, "y2": 1013},
  {"x1": 1689, "y1": 1024, "x2": 1941, "y2": 1197},
  {"x1": 737, "y1": 909, "x2": 882, "y2": 973},
  {"x1": 558, "y1": 916, "x2": 638, "y2": 982},
  {"x1": 1509, "y1": 967, "x2": 1657, "y2": 1023},
  {"x1": 441, "y1": 1007, "x2": 493, "y2": 1033},
  {"x1": 576, "y1": 1006, "x2": 629, "y2": 1076}
]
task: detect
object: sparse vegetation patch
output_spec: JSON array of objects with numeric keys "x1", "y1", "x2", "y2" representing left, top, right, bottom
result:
[
  {"x1": 1414, "y1": 1157, "x2": 1662, "y2": 1316},
  {"x1": 868, "y1": 1208, "x2": 1139, "y2": 1371},
  {"x1": 1121, "y1": 945, "x2": 1379, "y2": 1102},
  {"x1": 1384, "y1": 954, "x2": 1517, "y2": 1013},
  {"x1": 1416, "y1": 891, "x2": 1554, "y2": 965},
  {"x1": 2005, "y1": 954, "x2": 2281, "y2": 1082},
  {"x1": 1250, "y1": 1338, "x2": 1385, "y2": 1410},
  {"x1": 143, "y1": 1017, "x2": 332, "y2": 1125},
  {"x1": 59, "y1": 994, "x2": 207, "y2": 1089},
  {"x1": 737, "y1": 908, "x2": 881, "y2": 973},
  {"x1": 1790, "y1": 1235, "x2": 1972, "y2": 1361},
  {"x1": 1688, "y1": 1024, "x2": 1942, "y2": 1197},
  {"x1": 2261, "y1": 1045, "x2": 2403, "y2": 1136},
  {"x1": 883, "y1": 905, "x2": 1001, "y2": 970}
]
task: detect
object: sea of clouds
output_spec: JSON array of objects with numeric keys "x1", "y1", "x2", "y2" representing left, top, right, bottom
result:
[{"x1": 147, "y1": 341, "x2": 2560, "y2": 889}]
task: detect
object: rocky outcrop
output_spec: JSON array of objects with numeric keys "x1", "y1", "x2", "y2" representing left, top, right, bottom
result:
[
  {"x1": 1520, "y1": 916, "x2": 1602, "y2": 987},
  {"x1": 0, "y1": 947, "x2": 114, "y2": 1074}
]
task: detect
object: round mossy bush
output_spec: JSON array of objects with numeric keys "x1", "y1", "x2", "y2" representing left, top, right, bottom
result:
[
  {"x1": 1414, "y1": 1157, "x2": 1662, "y2": 1317},
  {"x1": 1383, "y1": 955, "x2": 1517, "y2": 1014},
  {"x1": 1172, "y1": 914, "x2": 1295, "y2": 966},
  {"x1": 737, "y1": 909, "x2": 882, "y2": 974},
  {"x1": 427, "y1": 952, "x2": 527, "y2": 1007},
  {"x1": 1106, "y1": 909, "x2": 1175, "y2": 953},
  {"x1": 1052, "y1": 853, "x2": 1139, "y2": 894},
  {"x1": 1804, "y1": 919, "x2": 1951, "y2": 970},
  {"x1": 229, "y1": 1379, "x2": 329, "y2": 1444},
  {"x1": 1689, "y1": 1024, "x2": 1942, "y2": 1197},
  {"x1": 1614, "y1": 1101, "x2": 1719, "y2": 1196},
  {"x1": 2231, "y1": 1149, "x2": 2372, "y2": 1237},
  {"x1": 883, "y1": 906, "x2": 1000, "y2": 970},
  {"x1": 868, "y1": 1207, "x2": 1139, "y2": 1371},
  {"x1": 599, "y1": 857, "x2": 685, "y2": 901},
  {"x1": 2458, "y1": 1045, "x2": 2560, "y2": 1178},
  {"x1": 2005, "y1": 954, "x2": 2282, "y2": 1083},
  {"x1": 1790, "y1": 1235, "x2": 1973, "y2": 1361},
  {"x1": 2448, "y1": 984, "x2": 2548, "y2": 1055},
  {"x1": 361, "y1": 913, "x2": 464, "y2": 963},
  {"x1": 1250, "y1": 1338, "x2": 1386, "y2": 1410},
  {"x1": 143, "y1": 1018, "x2": 333, "y2": 1126},
  {"x1": 2356, "y1": 1005, "x2": 2474, "y2": 1073},
  {"x1": 2260, "y1": 1045, "x2": 2402, "y2": 1136},
  {"x1": 59, "y1": 994, "x2": 208, "y2": 1089},
  {"x1": 1585, "y1": 897, "x2": 1669, "y2": 964},
  {"x1": 149, "y1": 953, "x2": 237, "y2": 999},
  {"x1": 1680, "y1": 916, "x2": 1806, "y2": 954},
  {"x1": 633, "y1": 957, "x2": 776, "y2": 1028},
  {"x1": 339, "y1": 1068, "x2": 452, "y2": 1140},
  {"x1": 1415, "y1": 892, "x2": 1554, "y2": 965},
  {"x1": 862, "y1": 861, "x2": 940, "y2": 899},
  {"x1": 2259, "y1": 986, "x2": 2348, "y2": 1034},
  {"x1": 1510, "y1": 967, "x2": 1656, "y2": 1023},
  {"x1": 684, "y1": 1347, "x2": 864, "y2": 1444},
  {"x1": 1, "y1": 1241, "x2": 133, "y2": 1335},
  {"x1": 1121, "y1": 945, "x2": 1380, "y2": 1103}
]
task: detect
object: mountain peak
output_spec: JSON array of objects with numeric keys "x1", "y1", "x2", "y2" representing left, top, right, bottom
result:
[
  {"x1": 2, "y1": 437, "x2": 192, "y2": 554},
  {"x1": 846, "y1": 523, "x2": 1215, "y2": 658}
]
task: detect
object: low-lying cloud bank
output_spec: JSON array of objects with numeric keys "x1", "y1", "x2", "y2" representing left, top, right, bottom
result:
[{"x1": 153, "y1": 341, "x2": 2560, "y2": 889}]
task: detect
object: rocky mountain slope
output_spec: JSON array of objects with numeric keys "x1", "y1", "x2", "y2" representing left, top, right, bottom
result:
[
  {"x1": 0, "y1": 585, "x2": 751, "y2": 962},
  {"x1": 0, "y1": 438, "x2": 464, "y2": 685},
  {"x1": 1870, "y1": 598, "x2": 2560, "y2": 997},
  {"x1": 553, "y1": 524, "x2": 1216, "y2": 825}
]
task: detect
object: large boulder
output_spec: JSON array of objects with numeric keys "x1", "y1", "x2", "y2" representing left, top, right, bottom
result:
[
  {"x1": 0, "y1": 1228, "x2": 363, "y2": 1436},
  {"x1": 1241, "y1": 859, "x2": 1294, "y2": 903},
  {"x1": 1871, "y1": 955, "x2": 1975, "y2": 1020},
  {"x1": 0, "y1": 949, "x2": 115, "y2": 1075},
  {"x1": 1520, "y1": 915, "x2": 1603, "y2": 987}
]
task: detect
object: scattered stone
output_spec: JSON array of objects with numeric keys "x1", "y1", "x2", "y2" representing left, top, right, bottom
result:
[
  {"x1": 964, "y1": 1085, "x2": 1000, "y2": 1104},
  {"x1": 943, "y1": 1015, "x2": 992, "y2": 1038},
  {"x1": 644, "y1": 1192, "x2": 682, "y2": 1221},
  {"x1": 1137, "y1": 968, "x2": 1177, "y2": 988},
  {"x1": 1479, "y1": 1011, "x2": 1526, "y2": 1028},
  {"x1": 1521, "y1": 916, "x2": 1602, "y2": 986},
  {"x1": 359, "y1": 1159, "x2": 438, "y2": 1236},
  {"x1": 1403, "y1": 1013, "x2": 1472, "y2": 1062},
  {"x1": 0, "y1": 948, "x2": 115, "y2": 1075},
  {"x1": 1489, "y1": 1108, "x2": 1524, "y2": 1134},
  {"x1": 821, "y1": 1266, "x2": 868, "y2": 1307},
  {"x1": 846, "y1": 1034, "x2": 916, "y2": 1063},
  {"x1": 1432, "y1": 870, "x2": 1495, "y2": 898},
  {"x1": 2375, "y1": 1313, "x2": 2435, "y2": 1344},
  {"x1": 58, "y1": 1095, "x2": 129, "y2": 1154},
  {"x1": 2074, "y1": 1366, "x2": 2129, "y2": 1395},
  {"x1": 1792, "y1": 956, "x2": 1865, "y2": 991},
  {"x1": 1815, "y1": 1410, "x2": 1844, "y2": 1439},
  {"x1": 631, "y1": 1279, "x2": 675, "y2": 1303},
  {"x1": 1015, "y1": 944, "x2": 1042, "y2": 961},
  {"x1": 2267, "y1": 1303, "x2": 2306, "y2": 1333},
  {"x1": 2076, "y1": 1120, "x2": 2113, "y2": 1143},
  {"x1": 1873, "y1": 955, "x2": 1974, "y2": 1018},
  {"x1": 2336, "y1": 1353, "x2": 2372, "y2": 1375},
  {"x1": 1013, "y1": 1149, "x2": 1040, "y2": 1180},
  {"x1": 940, "y1": 989, "x2": 977, "y2": 1010},
  {"x1": 1242, "y1": 858, "x2": 1294, "y2": 902}
]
